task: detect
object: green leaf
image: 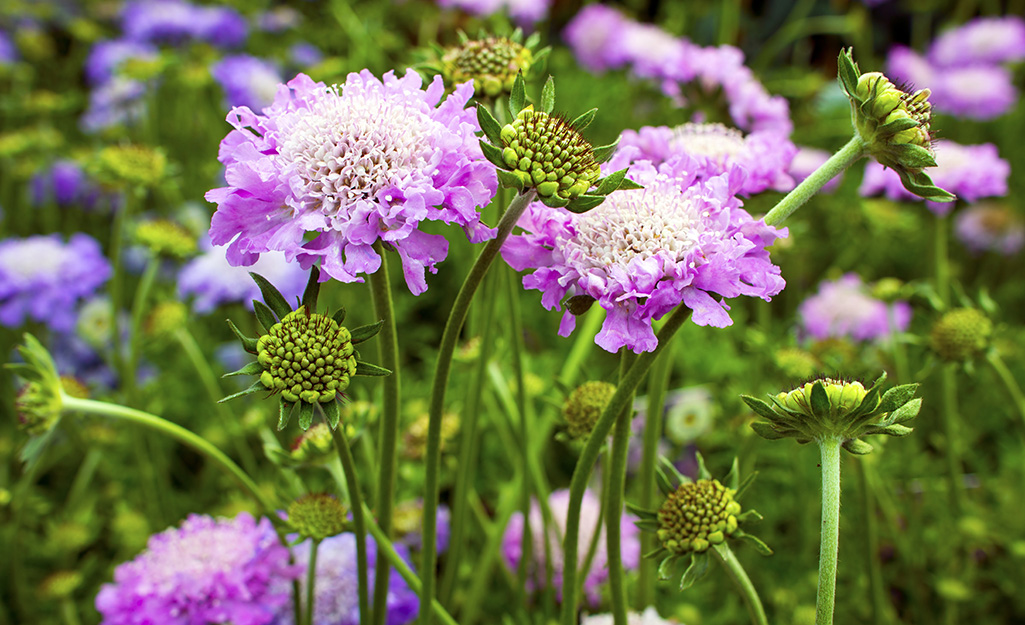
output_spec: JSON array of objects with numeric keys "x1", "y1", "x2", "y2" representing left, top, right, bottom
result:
[
  {"x1": 301, "y1": 266, "x2": 321, "y2": 311},
  {"x1": 278, "y1": 398, "x2": 295, "y2": 430},
  {"x1": 888, "y1": 397, "x2": 922, "y2": 424},
  {"x1": 809, "y1": 380, "x2": 831, "y2": 417},
  {"x1": 568, "y1": 107, "x2": 597, "y2": 132},
  {"x1": 219, "y1": 379, "x2": 266, "y2": 403},
  {"x1": 253, "y1": 300, "x2": 278, "y2": 334},
  {"x1": 249, "y1": 272, "x2": 292, "y2": 320},
  {"x1": 223, "y1": 361, "x2": 263, "y2": 378},
  {"x1": 322, "y1": 398, "x2": 341, "y2": 429},
  {"x1": 877, "y1": 116, "x2": 920, "y2": 135},
  {"x1": 656, "y1": 466, "x2": 675, "y2": 497},
  {"x1": 226, "y1": 319, "x2": 259, "y2": 353},
  {"x1": 870, "y1": 423, "x2": 914, "y2": 437},
  {"x1": 496, "y1": 168, "x2": 525, "y2": 191},
  {"x1": 842, "y1": 438, "x2": 874, "y2": 455},
  {"x1": 480, "y1": 140, "x2": 509, "y2": 169},
  {"x1": 724, "y1": 457, "x2": 740, "y2": 491},
  {"x1": 508, "y1": 73, "x2": 526, "y2": 117},
  {"x1": 476, "y1": 103, "x2": 503, "y2": 145},
  {"x1": 892, "y1": 144, "x2": 938, "y2": 169},
  {"x1": 898, "y1": 170, "x2": 956, "y2": 202},
  {"x1": 625, "y1": 501, "x2": 657, "y2": 520},
  {"x1": 635, "y1": 519, "x2": 661, "y2": 532},
  {"x1": 616, "y1": 177, "x2": 644, "y2": 190},
  {"x1": 539, "y1": 193, "x2": 569, "y2": 209},
  {"x1": 591, "y1": 138, "x2": 620, "y2": 164},
  {"x1": 750, "y1": 421, "x2": 787, "y2": 440},
  {"x1": 532, "y1": 46, "x2": 551, "y2": 67},
  {"x1": 659, "y1": 456, "x2": 689, "y2": 486},
  {"x1": 355, "y1": 361, "x2": 392, "y2": 377},
  {"x1": 877, "y1": 383, "x2": 920, "y2": 414},
  {"x1": 658, "y1": 554, "x2": 680, "y2": 581},
  {"x1": 680, "y1": 552, "x2": 710, "y2": 590},
  {"x1": 837, "y1": 48, "x2": 860, "y2": 97},
  {"x1": 736, "y1": 531, "x2": 774, "y2": 556},
  {"x1": 741, "y1": 395, "x2": 781, "y2": 421},
  {"x1": 19, "y1": 429, "x2": 58, "y2": 472},
  {"x1": 540, "y1": 75, "x2": 555, "y2": 114},
  {"x1": 564, "y1": 194, "x2": 605, "y2": 213},
  {"x1": 735, "y1": 471, "x2": 758, "y2": 501},
  {"x1": 523, "y1": 30, "x2": 539, "y2": 48},
  {"x1": 695, "y1": 451, "x2": 711, "y2": 481},
  {"x1": 332, "y1": 307, "x2": 347, "y2": 325},
  {"x1": 298, "y1": 401, "x2": 314, "y2": 430},
  {"x1": 736, "y1": 509, "x2": 763, "y2": 523},
  {"x1": 596, "y1": 168, "x2": 628, "y2": 196},
  {"x1": 350, "y1": 320, "x2": 384, "y2": 344}
]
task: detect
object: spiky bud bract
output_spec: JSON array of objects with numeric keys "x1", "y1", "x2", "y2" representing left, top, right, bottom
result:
[
  {"x1": 8, "y1": 334, "x2": 64, "y2": 437},
  {"x1": 220, "y1": 266, "x2": 390, "y2": 431},
  {"x1": 742, "y1": 373, "x2": 921, "y2": 455},
  {"x1": 837, "y1": 48, "x2": 954, "y2": 203}
]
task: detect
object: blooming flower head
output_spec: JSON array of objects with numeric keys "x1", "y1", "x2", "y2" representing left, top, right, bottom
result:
[
  {"x1": 275, "y1": 533, "x2": 419, "y2": 625},
  {"x1": 122, "y1": 0, "x2": 248, "y2": 48},
  {"x1": 955, "y1": 202, "x2": 1024, "y2": 256},
  {"x1": 0, "y1": 30, "x2": 17, "y2": 65},
  {"x1": 502, "y1": 488, "x2": 640, "y2": 605},
  {"x1": 502, "y1": 155, "x2": 786, "y2": 353},
  {"x1": 581, "y1": 607, "x2": 679, "y2": 625},
  {"x1": 798, "y1": 273, "x2": 911, "y2": 343},
  {"x1": 436, "y1": 0, "x2": 552, "y2": 28},
  {"x1": 95, "y1": 512, "x2": 300, "y2": 625},
  {"x1": 85, "y1": 39, "x2": 159, "y2": 86},
  {"x1": 860, "y1": 140, "x2": 1009, "y2": 215},
  {"x1": 617, "y1": 123, "x2": 796, "y2": 195},
  {"x1": 206, "y1": 70, "x2": 497, "y2": 295},
  {"x1": 211, "y1": 54, "x2": 283, "y2": 110},
  {"x1": 562, "y1": 4, "x2": 632, "y2": 73},
  {"x1": 928, "y1": 16, "x2": 1025, "y2": 67},
  {"x1": 30, "y1": 160, "x2": 113, "y2": 210},
  {"x1": 0, "y1": 234, "x2": 111, "y2": 332}
]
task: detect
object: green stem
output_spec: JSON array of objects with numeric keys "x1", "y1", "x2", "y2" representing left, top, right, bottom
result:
[
  {"x1": 577, "y1": 450, "x2": 609, "y2": 602},
  {"x1": 506, "y1": 264, "x2": 533, "y2": 609},
  {"x1": 711, "y1": 543, "x2": 769, "y2": 625},
  {"x1": 59, "y1": 598, "x2": 81, "y2": 625},
  {"x1": 331, "y1": 426, "x2": 370, "y2": 625},
  {"x1": 420, "y1": 188, "x2": 536, "y2": 625},
  {"x1": 125, "y1": 256, "x2": 159, "y2": 400},
  {"x1": 939, "y1": 364, "x2": 964, "y2": 516},
  {"x1": 558, "y1": 306, "x2": 604, "y2": 388},
  {"x1": 763, "y1": 137, "x2": 866, "y2": 228},
  {"x1": 815, "y1": 437, "x2": 843, "y2": 625},
  {"x1": 559, "y1": 306, "x2": 692, "y2": 625},
  {"x1": 304, "y1": 539, "x2": 321, "y2": 625},
  {"x1": 934, "y1": 214, "x2": 951, "y2": 307},
  {"x1": 636, "y1": 339, "x2": 675, "y2": 609},
  {"x1": 369, "y1": 241, "x2": 401, "y2": 625},
  {"x1": 986, "y1": 351, "x2": 1025, "y2": 426},
  {"x1": 855, "y1": 458, "x2": 890, "y2": 625},
  {"x1": 607, "y1": 351, "x2": 636, "y2": 625},
  {"x1": 887, "y1": 306, "x2": 910, "y2": 384}
]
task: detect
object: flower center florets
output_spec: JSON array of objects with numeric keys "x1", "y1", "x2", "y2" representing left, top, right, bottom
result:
[
  {"x1": 657, "y1": 479, "x2": 741, "y2": 554},
  {"x1": 275, "y1": 85, "x2": 435, "y2": 215},
  {"x1": 0, "y1": 239, "x2": 65, "y2": 280},
  {"x1": 499, "y1": 107, "x2": 600, "y2": 199},
  {"x1": 257, "y1": 308, "x2": 357, "y2": 404},
  {"x1": 670, "y1": 123, "x2": 746, "y2": 164}
]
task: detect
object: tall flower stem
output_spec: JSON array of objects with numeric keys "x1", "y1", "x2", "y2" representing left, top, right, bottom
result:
[
  {"x1": 763, "y1": 136, "x2": 865, "y2": 228},
  {"x1": 939, "y1": 364, "x2": 964, "y2": 516},
  {"x1": 934, "y1": 214, "x2": 951, "y2": 306},
  {"x1": 369, "y1": 241, "x2": 401, "y2": 625},
  {"x1": 987, "y1": 351, "x2": 1025, "y2": 426},
  {"x1": 420, "y1": 188, "x2": 536, "y2": 625},
  {"x1": 508, "y1": 265, "x2": 534, "y2": 609},
  {"x1": 331, "y1": 426, "x2": 371, "y2": 625},
  {"x1": 711, "y1": 543, "x2": 769, "y2": 625},
  {"x1": 855, "y1": 457, "x2": 891, "y2": 625},
  {"x1": 125, "y1": 257, "x2": 159, "y2": 401},
  {"x1": 304, "y1": 539, "x2": 322, "y2": 625},
  {"x1": 815, "y1": 437, "x2": 843, "y2": 625},
  {"x1": 559, "y1": 307, "x2": 693, "y2": 625},
  {"x1": 607, "y1": 351, "x2": 636, "y2": 625}
]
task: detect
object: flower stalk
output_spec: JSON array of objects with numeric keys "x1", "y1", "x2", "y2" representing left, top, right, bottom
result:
[
  {"x1": 816, "y1": 437, "x2": 843, "y2": 625},
  {"x1": 607, "y1": 351, "x2": 636, "y2": 625},
  {"x1": 331, "y1": 426, "x2": 371, "y2": 625},
  {"x1": 763, "y1": 136, "x2": 865, "y2": 227},
  {"x1": 711, "y1": 543, "x2": 768, "y2": 625}
]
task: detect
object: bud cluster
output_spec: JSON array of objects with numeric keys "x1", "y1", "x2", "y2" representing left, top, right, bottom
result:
[
  {"x1": 134, "y1": 219, "x2": 197, "y2": 259},
  {"x1": 657, "y1": 479, "x2": 741, "y2": 555},
  {"x1": 287, "y1": 493, "x2": 348, "y2": 541},
  {"x1": 443, "y1": 37, "x2": 533, "y2": 99},
  {"x1": 563, "y1": 380, "x2": 616, "y2": 439},
  {"x1": 499, "y1": 106, "x2": 600, "y2": 201},
  {"x1": 930, "y1": 308, "x2": 992, "y2": 362}
]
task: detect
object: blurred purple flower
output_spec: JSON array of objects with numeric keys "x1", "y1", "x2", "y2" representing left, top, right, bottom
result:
[
  {"x1": 788, "y1": 146, "x2": 841, "y2": 193},
  {"x1": 0, "y1": 30, "x2": 16, "y2": 64},
  {"x1": 96, "y1": 512, "x2": 299, "y2": 625},
  {"x1": 562, "y1": 4, "x2": 631, "y2": 73},
  {"x1": 81, "y1": 77, "x2": 148, "y2": 133},
  {"x1": 436, "y1": 0, "x2": 551, "y2": 27},
  {"x1": 393, "y1": 500, "x2": 450, "y2": 554},
  {"x1": 30, "y1": 160, "x2": 115, "y2": 211},
  {"x1": 122, "y1": 0, "x2": 247, "y2": 48},
  {"x1": 798, "y1": 274, "x2": 911, "y2": 343},
  {"x1": 289, "y1": 42, "x2": 323, "y2": 68},
  {"x1": 206, "y1": 70, "x2": 497, "y2": 295},
  {"x1": 85, "y1": 39, "x2": 158, "y2": 86},
  {"x1": 0, "y1": 234, "x2": 111, "y2": 332},
  {"x1": 256, "y1": 6, "x2": 302, "y2": 33},
  {"x1": 502, "y1": 488, "x2": 640, "y2": 605},
  {"x1": 211, "y1": 54, "x2": 283, "y2": 110},
  {"x1": 928, "y1": 16, "x2": 1025, "y2": 66},
  {"x1": 955, "y1": 203, "x2": 1024, "y2": 256}
]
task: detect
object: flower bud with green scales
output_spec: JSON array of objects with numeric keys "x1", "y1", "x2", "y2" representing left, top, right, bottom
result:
[
  {"x1": 930, "y1": 308, "x2": 992, "y2": 363},
  {"x1": 134, "y1": 219, "x2": 197, "y2": 259},
  {"x1": 476, "y1": 74, "x2": 641, "y2": 211},
  {"x1": 8, "y1": 334, "x2": 66, "y2": 437},
  {"x1": 837, "y1": 48, "x2": 954, "y2": 203},
  {"x1": 287, "y1": 493, "x2": 349, "y2": 541},
  {"x1": 563, "y1": 380, "x2": 616, "y2": 440},
  {"x1": 628, "y1": 456, "x2": 771, "y2": 591},
  {"x1": 742, "y1": 373, "x2": 922, "y2": 455},
  {"x1": 436, "y1": 29, "x2": 548, "y2": 100},
  {"x1": 220, "y1": 266, "x2": 390, "y2": 431}
]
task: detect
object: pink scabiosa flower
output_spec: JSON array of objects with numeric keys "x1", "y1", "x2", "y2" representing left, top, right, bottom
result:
[
  {"x1": 860, "y1": 140, "x2": 1009, "y2": 216},
  {"x1": 501, "y1": 155, "x2": 786, "y2": 353},
  {"x1": 617, "y1": 123, "x2": 796, "y2": 195},
  {"x1": 206, "y1": 70, "x2": 498, "y2": 295},
  {"x1": 211, "y1": 54, "x2": 283, "y2": 111},
  {"x1": 502, "y1": 488, "x2": 640, "y2": 605},
  {"x1": 798, "y1": 274, "x2": 911, "y2": 343},
  {"x1": 955, "y1": 203, "x2": 1025, "y2": 256},
  {"x1": 562, "y1": 4, "x2": 632, "y2": 73},
  {"x1": 928, "y1": 16, "x2": 1025, "y2": 67},
  {"x1": 789, "y1": 146, "x2": 842, "y2": 193},
  {"x1": 581, "y1": 607, "x2": 679, "y2": 625},
  {"x1": 95, "y1": 512, "x2": 300, "y2": 625},
  {"x1": 436, "y1": 0, "x2": 551, "y2": 27}
]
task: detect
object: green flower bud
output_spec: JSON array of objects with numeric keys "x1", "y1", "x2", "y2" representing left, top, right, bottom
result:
[
  {"x1": 134, "y1": 219, "x2": 197, "y2": 259},
  {"x1": 930, "y1": 308, "x2": 992, "y2": 363},
  {"x1": 498, "y1": 106, "x2": 600, "y2": 200},
  {"x1": 144, "y1": 301, "x2": 188, "y2": 340},
  {"x1": 441, "y1": 37, "x2": 534, "y2": 99},
  {"x1": 39, "y1": 570, "x2": 83, "y2": 600},
  {"x1": 774, "y1": 347, "x2": 820, "y2": 381},
  {"x1": 90, "y1": 144, "x2": 168, "y2": 190},
  {"x1": 563, "y1": 380, "x2": 616, "y2": 439},
  {"x1": 287, "y1": 493, "x2": 348, "y2": 541},
  {"x1": 289, "y1": 422, "x2": 335, "y2": 465},
  {"x1": 657, "y1": 479, "x2": 741, "y2": 555},
  {"x1": 257, "y1": 308, "x2": 357, "y2": 404}
]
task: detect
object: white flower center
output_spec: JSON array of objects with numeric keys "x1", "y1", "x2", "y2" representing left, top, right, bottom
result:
[
  {"x1": 143, "y1": 523, "x2": 259, "y2": 586},
  {"x1": 670, "y1": 123, "x2": 745, "y2": 164},
  {"x1": 275, "y1": 84, "x2": 435, "y2": 215},
  {"x1": 0, "y1": 239, "x2": 66, "y2": 281}
]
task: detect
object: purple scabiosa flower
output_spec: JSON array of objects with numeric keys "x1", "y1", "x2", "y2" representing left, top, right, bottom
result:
[
  {"x1": 581, "y1": 607, "x2": 680, "y2": 625},
  {"x1": 789, "y1": 146, "x2": 841, "y2": 193},
  {"x1": 122, "y1": 0, "x2": 247, "y2": 48},
  {"x1": 177, "y1": 239, "x2": 308, "y2": 314},
  {"x1": 436, "y1": 0, "x2": 551, "y2": 27},
  {"x1": 502, "y1": 488, "x2": 640, "y2": 605},
  {"x1": 562, "y1": 4, "x2": 632, "y2": 73},
  {"x1": 95, "y1": 512, "x2": 299, "y2": 625},
  {"x1": 0, "y1": 234, "x2": 111, "y2": 332},
  {"x1": 798, "y1": 274, "x2": 911, "y2": 343},
  {"x1": 501, "y1": 156, "x2": 786, "y2": 353},
  {"x1": 211, "y1": 54, "x2": 283, "y2": 111},
  {"x1": 618, "y1": 20, "x2": 696, "y2": 84},
  {"x1": 393, "y1": 500, "x2": 451, "y2": 554},
  {"x1": 30, "y1": 160, "x2": 103, "y2": 209},
  {"x1": 206, "y1": 70, "x2": 497, "y2": 295},
  {"x1": 274, "y1": 533, "x2": 418, "y2": 625},
  {"x1": 860, "y1": 140, "x2": 1009, "y2": 216},
  {"x1": 256, "y1": 6, "x2": 302, "y2": 33},
  {"x1": 0, "y1": 30, "x2": 16, "y2": 64},
  {"x1": 617, "y1": 123, "x2": 796, "y2": 195},
  {"x1": 928, "y1": 16, "x2": 1025, "y2": 67},
  {"x1": 81, "y1": 77, "x2": 148, "y2": 133},
  {"x1": 290, "y1": 42, "x2": 323, "y2": 68},
  {"x1": 85, "y1": 39, "x2": 158, "y2": 86},
  {"x1": 955, "y1": 203, "x2": 1025, "y2": 256}
]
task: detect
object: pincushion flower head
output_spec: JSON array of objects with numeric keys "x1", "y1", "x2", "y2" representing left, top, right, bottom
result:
[
  {"x1": 436, "y1": 31, "x2": 544, "y2": 100},
  {"x1": 206, "y1": 69, "x2": 498, "y2": 296},
  {"x1": 501, "y1": 153, "x2": 786, "y2": 354},
  {"x1": 630, "y1": 456, "x2": 770, "y2": 590},
  {"x1": 955, "y1": 202, "x2": 1024, "y2": 256},
  {"x1": 837, "y1": 48, "x2": 953, "y2": 203},
  {"x1": 221, "y1": 267, "x2": 389, "y2": 431},
  {"x1": 798, "y1": 273, "x2": 911, "y2": 343},
  {"x1": 94, "y1": 512, "x2": 300, "y2": 625}
]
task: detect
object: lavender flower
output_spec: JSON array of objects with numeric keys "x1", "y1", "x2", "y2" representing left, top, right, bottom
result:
[
  {"x1": 0, "y1": 234, "x2": 111, "y2": 332},
  {"x1": 206, "y1": 70, "x2": 497, "y2": 295},
  {"x1": 95, "y1": 512, "x2": 299, "y2": 625},
  {"x1": 393, "y1": 500, "x2": 451, "y2": 553},
  {"x1": 85, "y1": 39, "x2": 158, "y2": 86},
  {"x1": 798, "y1": 274, "x2": 911, "y2": 343},
  {"x1": 0, "y1": 30, "x2": 16, "y2": 64},
  {"x1": 860, "y1": 140, "x2": 1009, "y2": 216},
  {"x1": 955, "y1": 203, "x2": 1025, "y2": 256},
  {"x1": 177, "y1": 239, "x2": 308, "y2": 314},
  {"x1": 581, "y1": 607, "x2": 680, "y2": 625},
  {"x1": 502, "y1": 488, "x2": 640, "y2": 605},
  {"x1": 788, "y1": 146, "x2": 842, "y2": 193},
  {"x1": 211, "y1": 54, "x2": 283, "y2": 110},
  {"x1": 290, "y1": 43, "x2": 324, "y2": 68},
  {"x1": 122, "y1": 0, "x2": 247, "y2": 48},
  {"x1": 928, "y1": 16, "x2": 1025, "y2": 67},
  {"x1": 436, "y1": 0, "x2": 551, "y2": 27},
  {"x1": 81, "y1": 77, "x2": 148, "y2": 133},
  {"x1": 30, "y1": 160, "x2": 106, "y2": 209},
  {"x1": 617, "y1": 123, "x2": 796, "y2": 195},
  {"x1": 501, "y1": 156, "x2": 786, "y2": 353},
  {"x1": 562, "y1": 4, "x2": 632, "y2": 73},
  {"x1": 275, "y1": 533, "x2": 418, "y2": 625}
]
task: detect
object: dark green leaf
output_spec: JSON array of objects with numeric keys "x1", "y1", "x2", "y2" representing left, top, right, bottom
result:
[
  {"x1": 695, "y1": 451, "x2": 711, "y2": 481},
  {"x1": 301, "y1": 266, "x2": 321, "y2": 311},
  {"x1": 539, "y1": 193, "x2": 569, "y2": 209},
  {"x1": 724, "y1": 457, "x2": 740, "y2": 491},
  {"x1": 680, "y1": 552, "x2": 710, "y2": 590},
  {"x1": 509, "y1": 73, "x2": 526, "y2": 117},
  {"x1": 635, "y1": 519, "x2": 661, "y2": 532},
  {"x1": 249, "y1": 272, "x2": 292, "y2": 320},
  {"x1": 564, "y1": 194, "x2": 605, "y2": 213},
  {"x1": 616, "y1": 177, "x2": 644, "y2": 190},
  {"x1": 540, "y1": 75, "x2": 555, "y2": 114},
  {"x1": 480, "y1": 140, "x2": 509, "y2": 169},
  {"x1": 596, "y1": 168, "x2": 627, "y2": 196},
  {"x1": 298, "y1": 401, "x2": 314, "y2": 430},
  {"x1": 736, "y1": 509, "x2": 763, "y2": 523},
  {"x1": 657, "y1": 554, "x2": 678, "y2": 580},
  {"x1": 253, "y1": 301, "x2": 278, "y2": 334},
  {"x1": 476, "y1": 104, "x2": 503, "y2": 145},
  {"x1": 278, "y1": 398, "x2": 295, "y2": 430},
  {"x1": 841, "y1": 438, "x2": 873, "y2": 455},
  {"x1": 750, "y1": 421, "x2": 787, "y2": 440},
  {"x1": 496, "y1": 168, "x2": 525, "y2": 191},
  {"x1": 350, "y1": 320, "x2": 384, "y2": 344},
  {"x1": 877, "y1": 383, "x2": 920, "y2": 414},
  {"x1": 893, "y1": 144, "x2": 938, "y2": 169},
  {"x1": 656, "y1": 466, "x2": 674, "y2": 497},
  {"x1": 591, "y1": 138, "x2": 620, "y2": 164},
  {"x1": 809, "y1": 380, "x2": 831, "y2": 417},
  {"x1": 355, "y1": 361, "x2": 392, "y2": 377},
  {"x1": 219, "y1": 379, "x2": 266, "y2": 403},
  {"x1": 227, "y1": 319, "x2": 259, "y2": 353},
  {"x1": 322, "y1": 398, "x2": 340, "y2": 429},
  {"x1": 223, "y1": 361, "x2": 263, "y2": 378},
  {"x1": 877, "y1": 117, "x2": 920, "y2": 135},
  {"x1": 837, "y1": 48, "x2": 860, "y2": 96},
  {"x1": 568, "y1": 108, "x2": 597, "y2": 132},
  {"x1": 625, "y1": 501, "x2": 657, "y2": 520},
  {"x1": 888, "y1": 397, "x2": 922, "y2": 424},
  {"x1": 736, "y1": 531, "x2": 774, "y2": 555},
  {"x1": 332, "y1": 307, "x2": 347, "y2": 325},
  {"x1": 741, "y1": 395, "x2": 781, "y2": 421}
]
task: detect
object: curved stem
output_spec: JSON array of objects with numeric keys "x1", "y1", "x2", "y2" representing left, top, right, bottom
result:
[
  {"x1": 987, "y1": 351, "x2": 1025, "y2": 426},
  {"x1": 763, "y1": 137, "x2": 866, "y2": 228},
  {"x1": 815, "y1": 437, "x2": 843, "y2": 625},
  {"x1": 420, "y1": 188, "x2": 536, "y2": 625},
  {"x1": 369, "y1": 241, "x2": 401, "y2": 625},
  {"x1": 607, "y1": 351, "x2": 636, "y2": 625},
  {"x1": 855, "y1": 458, "x2": 890, "y2": 625},
  {"x1": 332, "y1": 426, "x2": 370, "y2": 625},
  {"x1": 559, "y1": 306, "x2": 692, "y2": 625},
  {"x1": 711, "y1": 543, "x2": 769, "y2": 625},
  {"x1": 125, "y1": 257, "x2": 159, "y2": 400},
  {"x1": 304, "y1": 539, "x2": 322, "y2": 625}
]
